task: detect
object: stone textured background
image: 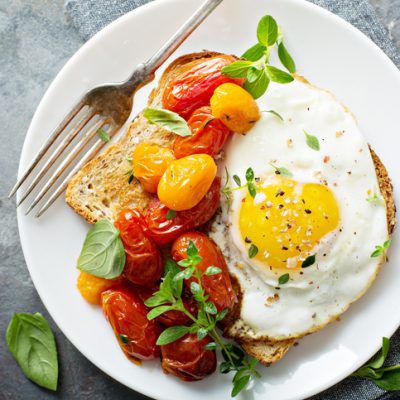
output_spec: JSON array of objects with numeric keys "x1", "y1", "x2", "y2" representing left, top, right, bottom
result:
[{"x1": 0, "y1": 0, "x2": 398, "y2": 399}]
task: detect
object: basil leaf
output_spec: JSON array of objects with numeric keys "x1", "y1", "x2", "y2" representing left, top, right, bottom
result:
[
  {"x1": 265, "y1": 65, "x2": 294, "y2": 84},
  {"x1": 166, "y1": 210, "x2": 176, "y2": 220},
  {"x1": 247, "y1": 66, "x2": 261, "y2": 83},
  {"x1": 174, "y1": 267, "x2": 194, "y2": 281},
  {"x1": 302, "y1": 254, "x2": 316, "y2": 268},
  {"x1": 187, "y1": 240, "x2": 199, "y2": 258},
  {"x1": 97, "y1": 128, "x2": 110, "y2": 142},
  {"x1": 216, "y1": 308, "x2": 229, "y2": 322},
  {"x1": 233, "y1": 175, "x2": 242, "y2": 187},
  {"x1": 6, "y1": 313, "x2": 58, "y2": 391},
  {"x1": 243, "y1": 69, "x2": 270, "y2": 99},
  {"x1": 204, "y1": 342, "x2": 217, "y2": 350},
  {"x1": 242, "y1": 43, "x2": 267, "y2": 61},
  {"x1": 77, "y1": 219, "x2": 125, "y2": 279},
  {"x1": 278, "y1": 273, "x2": 290, "y2": 285},
  {"x1": 144, "y1": 292, "x2": 169, "y2": 307},
  {"x1": 304, "y1": 130, "x2": 320, "y2": 151},
  {"x1": 372, "y1": 370, "x2": 400, "y2": 391},
  {"x1": 197, "y1": 327, "x2": 208, "y2": 340},
  {"x1": 245, "y1": 167, "x2": 254, "y2": 182},
  {"x1": 204, "y1": 301, "x2": 218, "y2": 315},
  {"x1": 278, "y1": 41, "x2": 296, "y2": 73},
  {"x1": 205, "y1": 266, "x2": 222, "y2": 276},
  {"x1": 369, "y1": 337, "x2": 391, "y2": 369},
  {"x1": 263, "y1": 110, "x2": 284, "y2": 121},
  {"x1": 147, "y1": 305, "x2": 173, "y2": 320},
  {"x1": 257, "y1": 15, "x2": 278, "y2": 46},
  {"x1": 247, "y1": 182, "x2": 257, "y2": 198},
  {"x1": 248, "y1": 244, "x2": 258, "y2": 258},
  {"x1": 231, "y1": 374, "x2": 250, "y2": 397},
  {"x1": 221, "y1": 60, "x2": 253, "y2": 78},
  {"x1": 156, "y1": 325, "x2": 190, "y2": 345},
  {"x1": 144, "y1": 108, "x2": 191, "y2": 137}
]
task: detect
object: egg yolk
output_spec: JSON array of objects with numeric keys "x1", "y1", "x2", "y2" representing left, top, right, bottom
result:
[{"x1": 239, "y1": 177, "x2": 339, "y2": 270}]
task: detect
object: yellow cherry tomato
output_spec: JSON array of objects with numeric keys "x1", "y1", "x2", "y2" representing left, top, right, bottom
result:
[
  {"x1": 133, "y1": 143, "x2": 175, "y2": 193},
  {"x1": 157, "y1": 154, "x2": 217, "y2": 211},
  {"x1": 77, "y1": 271, "x2": 123, "y2": 305},
  {"x1": 210, "y1": 83, "x2": 261, "y2": 134}
]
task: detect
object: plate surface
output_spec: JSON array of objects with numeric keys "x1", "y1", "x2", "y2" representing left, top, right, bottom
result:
[{"x1": 17, "y1": 0, "x2": 400, "y2": 399}]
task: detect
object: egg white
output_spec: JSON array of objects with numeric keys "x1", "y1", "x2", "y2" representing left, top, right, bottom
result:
[{"x1": 210, "y1": 78, "x2": 389, "y2": 340}]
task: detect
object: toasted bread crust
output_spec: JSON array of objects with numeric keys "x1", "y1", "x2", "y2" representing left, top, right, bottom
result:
[{"x1": 66, "y1": 51, "x2": 226, "y2": 224}]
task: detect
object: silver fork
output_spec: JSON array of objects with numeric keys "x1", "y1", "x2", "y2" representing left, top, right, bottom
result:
[{"x1": 9, "y1": 0, "x2": 224, "y2": 218}]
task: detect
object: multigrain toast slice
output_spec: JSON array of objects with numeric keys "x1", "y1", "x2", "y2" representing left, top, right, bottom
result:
[{"x1": 66, "y1": 52, "x2": 396, "y2": 366}]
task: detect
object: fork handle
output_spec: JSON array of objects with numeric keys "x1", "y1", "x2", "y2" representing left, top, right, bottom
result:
[{"x1": 122, "y1": 0, "x2": 224, "y2": 93}]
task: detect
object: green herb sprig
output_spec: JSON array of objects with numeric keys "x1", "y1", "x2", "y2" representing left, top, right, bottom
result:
[
  {"x1": 367, "y1": 188, "x2": 383, "y2": 205},
  {"x1": 370, "y1": 240, "x2": 391, "y2": 258},
  {"x1": 269, "y1": 163, "x2": 293, "y2": 177},
  {"x1": 144, "y1": 242, "x2": 260, "y2": 397},
  {"x1": 221, "y1": 15, "x2": 296, "y2": 99},
  {"x1": 222, "y1": 167, "x2": 258, "y2": 209},
  {"x1": 353, "y1": 337, "x2": 400, "y2": 391},
  {"x1": 144, "y1": 108, "x2": 191, "y2": 137}
]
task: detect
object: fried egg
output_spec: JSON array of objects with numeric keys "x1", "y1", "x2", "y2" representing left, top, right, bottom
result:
[{"x1": 210, "y1": 77, "x2": 389, "y2": 341}]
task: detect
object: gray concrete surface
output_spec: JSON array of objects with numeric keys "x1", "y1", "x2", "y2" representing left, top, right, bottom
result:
[{"x1": 0, "y1": 0, "x2": 398, "y2": 399}]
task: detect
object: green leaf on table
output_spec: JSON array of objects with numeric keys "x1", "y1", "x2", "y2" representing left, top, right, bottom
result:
[
  {"x1": 144, "y1": 108, "x2": 191, "y2": 137},
  {"x1": 278, "y1": 41, "x2": 296, "y2": 73},
  {"x1": 77, "y1": 219, "x2": 125, "y2": 279},
  {"x1": 6, "y1": 313, "x2": 58, "y2": 391}
]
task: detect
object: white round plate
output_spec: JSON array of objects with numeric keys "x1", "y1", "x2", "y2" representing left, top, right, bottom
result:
[{"x1": 17, "y1": 0, "x2": 400, "y2": 399}]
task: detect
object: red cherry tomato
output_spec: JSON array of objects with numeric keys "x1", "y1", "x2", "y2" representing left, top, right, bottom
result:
[
  {"x1": 173, "y1": 106, "x2": 231, "y2": 159},
  {"x1": 162, "y1": 55, "x2": 244, "y2": 119},
  {"x1": 161, "y1": 334, "x2": 216, "y2": 381},
  {"x1": 144, "y1": 177, "x2": 221, "y2": 246},
  {"x1": 115, "y1": 209, "x2": 163, "y2": 287},
  {"x1": 171, "y1": 231, "x2": 235, "y2": 312},
  {"x1": 102, "y1": 287, "x2": 161, "y2": 361}
]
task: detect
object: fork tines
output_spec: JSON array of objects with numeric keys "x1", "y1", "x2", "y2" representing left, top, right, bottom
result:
[{"x1": 9, "y1": 102, "x2": 116, "y2": 217}]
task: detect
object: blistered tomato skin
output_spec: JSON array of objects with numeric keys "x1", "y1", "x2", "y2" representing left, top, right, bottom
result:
[
  {"x1": 145, "y1": 177, "x2": 221, "y2": 246},
  {"x1": 114, "y1": 209, "x2": 163, "y2": 287},
  {"x1": 173, "y1": 106, "x2": 231, "y2": 158},
  {"x1": 161, "y1": 334, "x2": 216, "y2": 381},
  {"x1": 133, "y1": 143, "x2": 175, "y2": 193},
  {"x1": 77, "y1": 271, "x2": 125, "y2": 305},
  {"x1": 210, "y1": 83, "x2": 261, "y2": 134},
  {"x1": 157, "y1": 154, "x2": 217, "y2": 211},
  {"x1": 171, "y1": 231, "x2": 235, "y2": 312},
  {"x1": 162, "y1": 55, "x2": 245, "y2": 119},
  {"x1": 102, "y1": 288, "x2": 161, "y2": 361}
]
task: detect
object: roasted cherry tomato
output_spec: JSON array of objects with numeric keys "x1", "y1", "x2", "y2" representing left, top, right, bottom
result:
[
  {"x1": 161, "y1": 334, "x2": 216, "y2": 381},
  {"x1": 77, "y1": 271, "x2": 125, "y2": 305},
  {"x1": 171, "y1": 231, "x2": 235, "y2": 311},
  {"x1": 210, "y1": 83, "x2": 261, "y2": 134},
  {"x1": 102, "y1": 287, "x2": 161, "y2": 361},
  {"x1": 173, "y1": 106, "x2": 231, "y2": 158},
  {"x1": 145, "y1": 177, "x2": 221, "y2": 246},
  {"x1": 162, "y1": 55, "x2": 244, "y2": 119},
  {"x1": 115, "y1": 209, "x2": 163, "y2": 287},
  {"x1": 157, "y1": 154, "x2": 217, "y2": 211},
  {"x1": 133, "y1": 143, "x2": 176, "y2": 193}
]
